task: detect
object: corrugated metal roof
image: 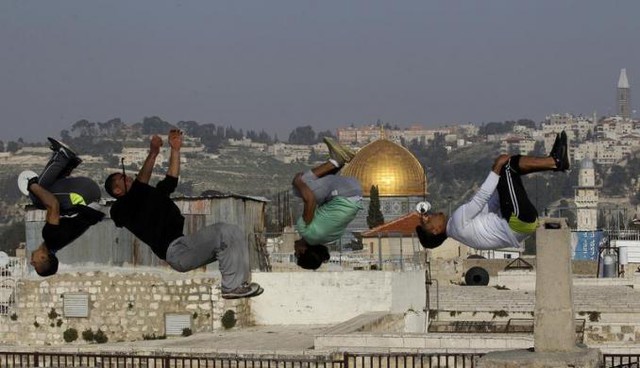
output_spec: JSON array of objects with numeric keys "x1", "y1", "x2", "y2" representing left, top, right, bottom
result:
[{"x1": 25, "y1": 196, "x2": 267, "y2": 271}]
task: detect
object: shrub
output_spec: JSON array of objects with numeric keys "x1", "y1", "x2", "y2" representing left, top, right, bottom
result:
[
  {"x1": 588, "y1": 311, "x2": 601, "y2": 322},
  {"x1": 56, "y1": 319, "x2": 63, "y2": 327},
  {"x1": 48, "y1": 308, "x2": 59, "y2": 320},
  {"x1": 492, "y1": 310, "x2": 509, "y2": 319},
  {"x1": 63, "y1": 328, "x2": 78, "y2": 343},
  {"x1": 82, "y1": 329, "x2": 95, "y2": 342},
  {"x1": 182, "y1": 328, "x2": 192, "y2": 337},
  {"x1": 142, "y1": 333, "x2": 166, "y2": 340},
  {"x1": 221, "y1": 310, "x2": 236, "y2": 329},
  {"x1": 9, "y1": 313, "x2": 17, "y2": 321},
  {"x1": 94, "y1": 329, "x2": 108, "y2": 344}
]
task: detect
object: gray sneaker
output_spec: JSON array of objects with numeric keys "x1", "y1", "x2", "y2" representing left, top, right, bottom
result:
[
  {"x1": 323, "y1": 137, "x2": 356, "y2": 166},
  {"x1": 221, "y1": 282, "x2": 262, "y2": 299}
]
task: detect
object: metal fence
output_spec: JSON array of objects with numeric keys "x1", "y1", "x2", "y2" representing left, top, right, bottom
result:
[
  {"x1": 344, "y1": 353, "x2": 480, "y2": 368},
  {"x1": 604, "y1": 354, "x2": 640, "y2": 368},
  {"x1": 0, "y1": 255, "x2": 26, "y2": 316},
  {"x1": 262, "y1": 230, "x2": 427, "y2": 272},
  {"x1": 0, "y1": 352, "x2": 482, "y2": 368},
  {"x1": 0, "y1": 351, "x2": 637, "y2": 368}
]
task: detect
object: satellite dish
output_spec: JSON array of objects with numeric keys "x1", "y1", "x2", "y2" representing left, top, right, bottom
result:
[
  {"x1": 18, "y1": 170, "x2": 38, "y2": 196},
  {"x1": 0, "y1": 251, "x2": 9, "y2": 267},
  {"x1": 415, "y1": 201, "x2": 431, "y2": 214}
]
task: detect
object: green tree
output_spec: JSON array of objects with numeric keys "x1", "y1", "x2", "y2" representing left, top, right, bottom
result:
[
  {"x1": 141, "y1": 116, "x2": 173, "y2": 134},
  {"x1": 0, "y1": 221, "x2": 25, "y2": 254},
  {"x1": 0, "y1": 140, "x2": 4, "y2": 152},
  {"x1": 288, "y1": 126, "x2": 316, "y2": 145},
  {"x1": 316, "y1": 130, "x2": 335, "y2": 141},
  {"x1": 6, "y1": 141, "x2": 19, "y2": 153},
  {"x1": 602, "y1": 166, "x2": 628, "y2": 196},
  {"x1": 71, "y1": 119, "x2": 97, "y2": 137},
  {"x1": 366, "y1": 185, "x2": 384, "y2": 229}
]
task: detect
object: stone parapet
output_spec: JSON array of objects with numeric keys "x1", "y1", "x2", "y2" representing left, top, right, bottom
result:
[{"x1": 0, "y1": 270, "x2": 250, "y2": 345}]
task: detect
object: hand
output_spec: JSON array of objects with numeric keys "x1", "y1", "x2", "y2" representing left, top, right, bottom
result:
[
  {"x1": 168, "y1": 129, "x2": 183, "y2": 150},
  {"x1": 149, "y1": 135, "x2": 163, "y2": 155},
  {"x1": 492, "y1": 154, "x2": 510, "y2": 174}
]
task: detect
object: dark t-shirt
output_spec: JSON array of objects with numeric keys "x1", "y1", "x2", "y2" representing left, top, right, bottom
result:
[
  {"x1": 43, "y1": 206, "x2": 105, "y2": 252},
  {"x1": 109, "y1": 176, "x2": 185, "y2": 260}
]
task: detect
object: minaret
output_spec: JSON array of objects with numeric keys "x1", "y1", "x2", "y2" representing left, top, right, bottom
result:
[
  {"x1": 617, "y1": 68, "x2": 631, "y2": 120},
  {"x1": 574, "y1": 156, "x2": 599, "y2": 231}
]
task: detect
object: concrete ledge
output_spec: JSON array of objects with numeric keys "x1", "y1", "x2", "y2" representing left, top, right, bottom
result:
[
  {"x1": 315, "y1": 333, "x2": 533, "y2": 352},
  {"x1": 476, "y1": 347, "x2": 602, "y2": 368},
  {"x1": 322, "y1": 312, "x2": 396, "y2": 334}
]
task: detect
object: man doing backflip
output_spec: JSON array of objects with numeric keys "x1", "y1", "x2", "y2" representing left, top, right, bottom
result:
[
  {"x1": 104, "y1": 129, "x2": 262, "y2": 299},
  {"x1": 292, "y1": 137, "x2": 363, "y2": 270},
  {"x1": 26, "y1": 138, "x2": 104, "y2": 276},
  {"x1": 416, "y1": 131, "x2": 570, "y2": 251}
]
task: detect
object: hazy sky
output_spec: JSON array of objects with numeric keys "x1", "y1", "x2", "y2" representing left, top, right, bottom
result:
[{"x1": 1, "y1": 1, "x2": 639, "y2": 142}]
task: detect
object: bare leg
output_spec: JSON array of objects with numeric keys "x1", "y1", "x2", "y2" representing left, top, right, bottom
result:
[
  {"x1": 311, "y1": 161, "x2": 339, "y2": 178},
  {"x1": 517, "y1": 156, "x2": 557, "y2": 174}
]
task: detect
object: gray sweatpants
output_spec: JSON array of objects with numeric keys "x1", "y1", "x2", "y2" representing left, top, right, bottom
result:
[
  {"x1": 164, "y1": 223, "x2": 249, "y2": 292},
  {"x1": 293, "y1": 171, "x2": 362, "y2": 205}
]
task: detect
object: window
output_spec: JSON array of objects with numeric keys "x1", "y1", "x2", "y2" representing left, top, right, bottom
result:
[
  {"x1": 165, "y1": 313, "x2": 192, "y2": 335},
  {"x1": 63, "y1": 293, "x2": 89, "y2": 318}
]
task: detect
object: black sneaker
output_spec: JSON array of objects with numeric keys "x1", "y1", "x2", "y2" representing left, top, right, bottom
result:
[
  {"x1": 48, "y1": 137, "x2": 82, "y2": 174},
  {"x1": 221, "y1": 282, "x2": 262, "y2": 299},
  {"x1": 62, "y1": 157, "x2": 83, "y2": 177},
  {"x1": 550, "y1": 131, "x2": 570, "y2": 172},
  {"x1": 48, "y1": 137, "x2": 81, "y2": 160}
]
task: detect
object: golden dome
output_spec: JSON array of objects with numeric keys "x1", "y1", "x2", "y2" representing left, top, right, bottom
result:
[{"x1": 341, "y1": 138, "x2": 426, "y2": 197}]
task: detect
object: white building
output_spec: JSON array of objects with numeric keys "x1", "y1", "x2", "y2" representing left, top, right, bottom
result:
[{"x1": 574, "y1": 157, "x2": 599, "y2": 231}]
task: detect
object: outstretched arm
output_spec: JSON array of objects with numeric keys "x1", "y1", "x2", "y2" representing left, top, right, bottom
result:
[
  {"x1": 166, "y1": 129, "x2": 182, "y2": 178},
  {"x1": 137, "y1": 135, "x2": 163, "y2": 184},
  {"x1": 458, "y1": 155, "x2": 509, "y2": 222},
  {"x1": 28, "y1": 183, "x2": 60, "y2": 225},
  {"x1": 292, "y1": 173, "x2": 316, "y2": 224}
]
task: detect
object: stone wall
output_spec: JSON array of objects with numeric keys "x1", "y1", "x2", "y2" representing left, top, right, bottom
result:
[
  {"x1": 0, "y1": 270, "x2": 250, "y2": 346},
  {"x1": 250, "y1": 271, "x2": 425, "y2": 325}
]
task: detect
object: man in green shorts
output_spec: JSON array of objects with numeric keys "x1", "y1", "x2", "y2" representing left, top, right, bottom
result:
[{"x1": 291, "y1": 138, "x2": 363, "y2": 270}]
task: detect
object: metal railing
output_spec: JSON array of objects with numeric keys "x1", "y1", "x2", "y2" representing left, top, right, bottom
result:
[
  {"x1": 0, "y1": 352, "x2": 483, "y2": 368},
  {"x1": 344, "y1": 353, "x2": 481, "y2": 368},
  {"x1": 427, "y1": 319, "x2": 586, "y2": 343},
  {"x1": 0, "y1": 256, "x2": 26, "y2": 316},
  {"x1": 0, "y1": 352, "x2": 342, "y2": 368},
  {"x1": 262, "y1": 230, "x2": 427, "y2": 272},
  {"x1": 0, "y1": 350, "x2": 637, "y2": 368},
  {"x1": 604, "y1": 354, "x2": 640, "y2": 368}
]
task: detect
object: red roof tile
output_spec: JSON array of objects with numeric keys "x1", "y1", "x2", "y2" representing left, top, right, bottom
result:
[{"x1": 361, "y1": 212, "x2": 422, "y2": 237}]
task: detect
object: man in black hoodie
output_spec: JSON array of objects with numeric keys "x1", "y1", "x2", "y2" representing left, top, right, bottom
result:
[
  {"x1": 27, "y1": 138, "x2": 104, "y2": 276},
  {"x1": 104, "y1": 129, "x2": 262, "y2": 299}
]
